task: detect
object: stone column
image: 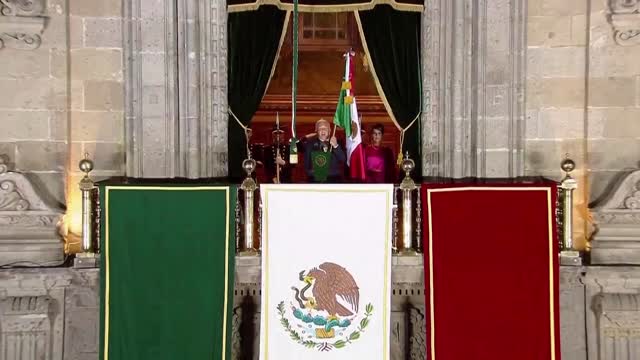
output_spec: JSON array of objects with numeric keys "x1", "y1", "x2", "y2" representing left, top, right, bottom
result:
[
  {"x1": 421, "y1": 0, "x2": 526, "y2": 178},
  {"x1": 124, "y1": 0, "x2": 227, "y2": 178}
]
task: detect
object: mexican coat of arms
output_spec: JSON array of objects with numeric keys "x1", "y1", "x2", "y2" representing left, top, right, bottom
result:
[{"x1": 277, "y1": 262, "x2": 374, "y2": 352}]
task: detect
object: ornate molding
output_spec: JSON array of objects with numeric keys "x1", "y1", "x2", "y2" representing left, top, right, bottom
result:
[
  {"x1": 409, "y1": 306, "x2": 427, "y2": 360},
  {"x1": 595, "y1": 293, "x2": 640, "y2": 358},
  {"x1": 624, "y1": 180, "x2": 640, "y2": 209},
  {"x1": 1, "y1": 0, "x2": 44, "y2": 16},
  {"x1": 231, "y1": 307, "x2": 242, "y2": 359},
  {"x1": 591, "y1": 171, "x2": 640, "y2": 215},
  {"x1": 591, "y1": 169, "x2": 640, "y2": 264},
  {"x1": 609, "y1": 0, "x2": 640, "y2": 46},
  {"x1": 593, "y1": 211, "x2": 640, "y2": 224},
  {"x1": 0, "y1": 180, "x2": 29, "y2": 210},
  {"x1": 0, "y1": 158, "x2": 61, "y2": 214},
  {"x1": 0, "y1": 296, "x2": 53, "y2": 360},
  {"x1": 0, "y1": 0, "x2": 46, "y2": 51},
  {"x1": 0, "y1": 156, "x2": 64, "y2": 266},
  {"x1": 0, "y1": 214, "x2": 58, "y2": 227}
]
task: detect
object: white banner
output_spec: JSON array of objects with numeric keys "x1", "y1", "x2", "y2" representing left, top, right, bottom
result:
[{"x1": 259, "y1": 184, "x2": 393, "y2": 360}]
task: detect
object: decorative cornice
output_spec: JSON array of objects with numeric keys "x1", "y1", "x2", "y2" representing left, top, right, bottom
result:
[
  {"x1": 609, "y1": 0, "x2": 640, "y2": 46},
  {"x1": 0, "y1": 213, "x2": 59, "y2": 227},
  {"x1": 0, "y1": 0, "x2": 46, "y2": 51}
]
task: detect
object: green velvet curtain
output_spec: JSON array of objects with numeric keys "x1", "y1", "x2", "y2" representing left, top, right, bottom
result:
[
  {"x1": 358, "y1": 5, "x2": 422, "y2": 178},
  {"x1": 228, "y1": 6, "x2": 286, "y2": 179}
]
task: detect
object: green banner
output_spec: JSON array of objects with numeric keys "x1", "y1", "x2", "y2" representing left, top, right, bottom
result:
[
  {"x1": 311, "y1": 151, "x2": 330, "y2": 182},
  {"x1": 100, "y1": 185, "x2": 236, "y2": 360}
]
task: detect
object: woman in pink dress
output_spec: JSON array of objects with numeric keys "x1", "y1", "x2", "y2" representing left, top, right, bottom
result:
[{"x1": 364, "y1": 123, "x2": 396, "y2": 183}]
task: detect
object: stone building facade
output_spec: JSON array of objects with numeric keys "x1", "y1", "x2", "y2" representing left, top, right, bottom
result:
[{"x1": 1, "y1": 0, "x2": 640, "y2": 359}]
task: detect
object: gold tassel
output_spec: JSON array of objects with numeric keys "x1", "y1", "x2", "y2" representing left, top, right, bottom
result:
[
  {"x1": 345, "y1": 96, "x2": 353, "y2": 104},
  {"x1": 341, "y1": 81, "x2": 352, "y2": 90},
  {"x1": 397, "y1": 153, "x2": 403, "y2": 166}
]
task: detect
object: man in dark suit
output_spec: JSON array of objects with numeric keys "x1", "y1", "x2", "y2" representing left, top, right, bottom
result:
[{"x1": 303, "y1": 119, "x2": 346, "y2": 183}]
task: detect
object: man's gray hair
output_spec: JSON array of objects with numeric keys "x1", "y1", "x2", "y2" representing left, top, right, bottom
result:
[{"x1": 315, "y1": 118, "x2": 330, "y2": 131}]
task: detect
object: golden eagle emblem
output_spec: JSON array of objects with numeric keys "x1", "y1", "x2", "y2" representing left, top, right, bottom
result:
[
  {"x1": 314, "y1": 155, "x2": 327, "y2": 167},
  {"x1": 277, "y1": 262, "x2": 374, "y2": 351},
  {"x1": 304, "y1": 262, "x2": 359, "y2": 316}
]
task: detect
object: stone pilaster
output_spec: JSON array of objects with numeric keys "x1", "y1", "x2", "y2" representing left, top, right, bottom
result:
[
  {"x1": 124, "y1": 0, "x2": 227, "y2": 178},
  {"x1": 559, "y1": 266, "x2": 587, "y2": 360},
  {"x1": 421, "y1": 0, "x2": 526, "y2": 177}
]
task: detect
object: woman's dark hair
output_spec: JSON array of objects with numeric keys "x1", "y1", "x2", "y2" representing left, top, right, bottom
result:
[{"x1": 371, "y1": 123, "x2": 384, "y2": 135}]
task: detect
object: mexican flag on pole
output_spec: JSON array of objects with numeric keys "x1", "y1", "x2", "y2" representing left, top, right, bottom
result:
[{"x1": 334, "y1": 51, "x2": 366, "y2": 181}]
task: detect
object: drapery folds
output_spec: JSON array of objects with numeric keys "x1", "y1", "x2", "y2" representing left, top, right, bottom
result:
[
  {"x1": 228, "y1": 6, "x2": 288, "y2": 179},
  {"x1": 356, "y1": 5, "x2": 422, "y2": 178}
]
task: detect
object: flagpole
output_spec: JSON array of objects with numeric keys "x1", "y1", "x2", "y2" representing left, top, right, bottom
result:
[
  {"x1": 327, "y1": 123, "x2": 335, "y2": 154},
  {"x1": 291, "y1": 0, "x2": 298, "y2": 136},
  {"x1": 289, "y1": 0, "x2": 299, "y2": 164},
  {"x1": 331, "y1": 49, "x2": 349, "y2": 154},
  {"x1": 275, "y1": 112, "x2": 281, "y2": 184}
]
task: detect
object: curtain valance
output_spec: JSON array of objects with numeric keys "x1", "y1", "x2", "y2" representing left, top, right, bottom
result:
[{"x1": 228, "y1": 0, "x2": 423, "y2": 13}]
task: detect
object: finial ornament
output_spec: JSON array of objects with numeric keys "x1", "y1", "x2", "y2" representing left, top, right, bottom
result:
[
  {"x1": 561, "y1": 153, "x2": 575, "y2": 175},
  {"x1": 78, "y1": 153, "x2": 95, "y2": 191},
  {"x1": 79, "y1": 152, "x2": 94, "y2": 175},
  {"x1": 242, "y1": 158, "x2": 257, "y2": 178},
  {"x1": 401, "y1": 151, "x2": 415, "y2": 178}
]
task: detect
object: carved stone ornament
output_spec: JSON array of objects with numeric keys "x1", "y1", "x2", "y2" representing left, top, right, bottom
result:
[
  {"x1": 0, "y1": 156, "x2": 64, "y2": 267},
  {"x1": 0, "y1": 0, "x2": 46, "y2": 51},
  {"x1": 409, "y1": 306, "x2": 427, "y2": 360},
  {"x1": 609, "y1": 0, "x2": 640, "y2": 46},
  {"x1": 591, "y1": 169, "x2": 640, "y2": 264},
  {"x1": 594, "y1": 293, "x2": 640, "y2": 358},
  {"x1": 0, "y1": 295, "x2": 53, "y2": 359}
]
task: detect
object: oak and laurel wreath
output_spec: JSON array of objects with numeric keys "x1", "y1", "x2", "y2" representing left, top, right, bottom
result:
[{"x1": 277, "y1": 301, "x2": 374, "y2": 351}]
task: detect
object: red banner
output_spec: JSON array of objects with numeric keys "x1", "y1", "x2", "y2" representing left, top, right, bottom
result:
[{"x1": 421, "y1": 183, "x2": 560, "y2": 360}]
